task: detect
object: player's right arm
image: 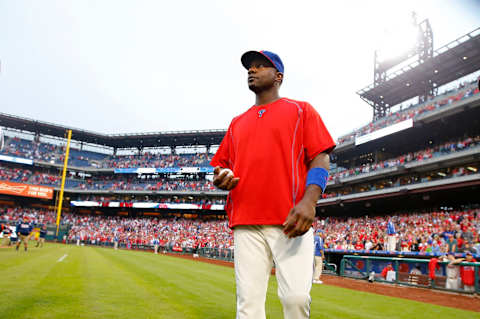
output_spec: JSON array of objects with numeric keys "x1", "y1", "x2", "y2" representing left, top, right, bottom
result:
[{"x1": 211, "y1": 121, "x2": 239, "y2": 191}]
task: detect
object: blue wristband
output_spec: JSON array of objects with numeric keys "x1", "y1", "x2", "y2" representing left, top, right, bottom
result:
[{"x1": 306, "y1": 168, "x2": 329, "y2": 192}]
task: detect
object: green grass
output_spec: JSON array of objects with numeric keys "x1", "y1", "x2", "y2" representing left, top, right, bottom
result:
[{"x1": 0, "y1": 243, "x2": 478, "y2": 319}]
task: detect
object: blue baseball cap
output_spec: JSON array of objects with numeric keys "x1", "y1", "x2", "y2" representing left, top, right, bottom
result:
[{"x1": 241, "y1": 50, "x2": 284, "y2": 73}]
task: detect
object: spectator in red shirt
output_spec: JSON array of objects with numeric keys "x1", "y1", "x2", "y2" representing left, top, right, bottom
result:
[
  {"x1": 381, "y1": 263, "x2": 395, "y2": 281},
  {"x1": 461, "y1": 252, "x2": 478, "y2": 292}
]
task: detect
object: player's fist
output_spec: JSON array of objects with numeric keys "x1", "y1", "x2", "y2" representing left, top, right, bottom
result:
[
  {"x1": 282, "y1": 200, "x2": 315, "y2": 238},
  {"x1": 213, "y1": 166, "x2": 240, "y2": 190}
]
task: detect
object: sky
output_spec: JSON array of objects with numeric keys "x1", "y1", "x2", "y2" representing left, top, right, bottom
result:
[{"x1": 0, "y1": 0, "x2": 479, "y2": 141}]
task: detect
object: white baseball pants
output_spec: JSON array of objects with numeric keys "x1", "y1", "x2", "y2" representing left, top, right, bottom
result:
[
  {"x1": 313, "y1": 256, "x2": 323, "y2": 280},
  {"x1": 387, "y1": 235, "x2": 396, "y2": 252},
  {"x1": 234, "y1": 225, "x2": 314, "y2": 319}
]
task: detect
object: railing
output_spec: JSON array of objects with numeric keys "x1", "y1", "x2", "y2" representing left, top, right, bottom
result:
[
  {"x1": 340, "y1": 255, "x2": 479, "y2": 294},
  {"x1": 65, "y1": 240, "x2": 235, "y2": 261}
]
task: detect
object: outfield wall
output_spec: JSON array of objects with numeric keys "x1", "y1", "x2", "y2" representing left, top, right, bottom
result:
[{"x1": 340, "y1": 255, "x2": 480, "y2": 295}]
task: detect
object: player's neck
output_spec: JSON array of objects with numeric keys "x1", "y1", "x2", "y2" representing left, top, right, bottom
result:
[{"x1": 255, "y1": 89, "x2": 280, "y2": 106}]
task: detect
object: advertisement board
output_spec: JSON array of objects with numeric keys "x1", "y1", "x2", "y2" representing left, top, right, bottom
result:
[{"x1": 0, "y1": 180, "x2": 54, "y2": 199}]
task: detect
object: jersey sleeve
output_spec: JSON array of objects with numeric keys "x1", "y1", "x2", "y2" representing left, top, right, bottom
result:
[
  {"x1": 210, "y1": 121, "x2": 234, "y2": 170},
  {"x1": 303, "y1": 102, "x2": 336, "y2": 163}
]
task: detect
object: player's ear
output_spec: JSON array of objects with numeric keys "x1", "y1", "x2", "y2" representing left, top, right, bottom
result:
[{"x1": 276, "y1": 72, "x2": 283, "y2": 86}]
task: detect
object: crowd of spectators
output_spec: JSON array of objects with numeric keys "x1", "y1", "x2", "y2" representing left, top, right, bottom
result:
[
  {"x1": 29, "y1": 171, "x2": 62, "y2": 186},
  {"x1": 0, "y1": 207, "x2": 71, "y2": 225},
  {"x1": 0, "y1": 163, "x2": 217, "y2": 192},
  {"x1": 1, "y1": 136, "x2": 213, "y2": 169},
  {"x1": 337, "y1": 80, "x2": 479, "y2": 144},
  {"x1": 101, "y1": 153, "x2": 212, "y2": 169},
  {"x1": 330, "y1": 136, "x2": 480, "y2": 181},
  {"x1": 2, "y1": 137, "x2": 478, "y2": 196},
  {"x1": 314, "y1": 208, "x2": 480, "y2": 256},
  {"x1": 73, "y1": 176, "x2": 216, "y2": 192},
  {"x1": 0, "y1": 165, "x2": 32, "y2": 183},
  {"x1": 67, "y1": 216, "x2": 232, "y2": 251},
  {"x1": 73, "y1": 194, "x2": 226, "y2": 205},
  {"x1": 0, "y1": 137, "x2": 61, "y2": 163},
  {"x1": 324, "y1": 164, "x2": 478, "y2": 199},
  {"x1": 2, "y1": 206, "x2": 479, "y2": 256}
]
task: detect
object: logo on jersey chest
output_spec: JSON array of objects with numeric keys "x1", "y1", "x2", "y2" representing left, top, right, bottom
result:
[{"x1": 258, "y1": 109, "x2": 266, "y2": 118}]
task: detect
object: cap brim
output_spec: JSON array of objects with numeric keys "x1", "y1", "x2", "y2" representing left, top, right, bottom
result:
[{"x1": 241, "y1": 51, "x2": 275, "y2": 70}]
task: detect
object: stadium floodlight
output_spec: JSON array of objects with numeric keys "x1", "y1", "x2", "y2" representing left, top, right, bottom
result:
[
  {"x1": 376, "y1": 25, "x2": 419, "y2": 65},
  {"x1": 375, "y1": 14, "x2": 420, "y2": 69}
]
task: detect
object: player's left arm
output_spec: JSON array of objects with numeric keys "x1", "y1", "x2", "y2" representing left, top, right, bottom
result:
[{"x1": 283, "y1": 152, "x2": 329, "y2": 238}]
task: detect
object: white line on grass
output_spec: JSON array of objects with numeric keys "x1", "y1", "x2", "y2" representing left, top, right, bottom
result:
[{"x1": 57, "y1": 254, "x2": 68, "y2": 262}]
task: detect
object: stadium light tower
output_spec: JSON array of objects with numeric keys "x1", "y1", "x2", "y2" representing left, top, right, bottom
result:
[{"x1": 372, "y1": 12, "x2": 435, "y2": 120}]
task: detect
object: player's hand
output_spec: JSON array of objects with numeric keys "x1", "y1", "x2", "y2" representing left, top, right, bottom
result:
[
  {"x1": 282, "y1": 199, "x2": 315, "y2": 238},
  {"x1": 213, "y1": 166, "x2": 240, "y2": 190}
]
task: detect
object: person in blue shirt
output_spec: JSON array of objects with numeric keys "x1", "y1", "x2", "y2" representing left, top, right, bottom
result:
[
  {"x1": 386, "y1": 218, "x2": 397, "y2": 252},
  {"x1": 36, "y1": 225, "x2": 47, "y2": 248},
  {"x1": 114, "y1": 234, "x2": 119, "y2": 250},
  {"x1": 153, "y1": 237, "x2": 160, "y2": 254},
  {"x1": 16, "y1": 216, "x2": 32, "y2": 252},
  {"x1": 313, "y1": 230, "x2": 325, "y2": 284}
]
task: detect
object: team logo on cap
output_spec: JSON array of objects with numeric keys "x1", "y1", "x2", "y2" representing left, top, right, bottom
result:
[{"x1": 258, "y1": 109, "x2": 266, "y2": 118}]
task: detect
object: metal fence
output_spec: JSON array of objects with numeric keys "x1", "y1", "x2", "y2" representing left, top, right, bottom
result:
[
  {"x1": 340, "y1": 255, "x2": 479, "y2": 294},
  {"x1": 66, "y1": 240, "x2": 235, "y2": 261}
]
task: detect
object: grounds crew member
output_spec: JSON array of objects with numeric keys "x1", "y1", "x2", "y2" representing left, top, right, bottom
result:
[
  {"x1": 16, "y1": 216, "x2": 32, "y2": 251},
  {"x1": 36, "y1": 224, "x2": 47, "y2": 248}
]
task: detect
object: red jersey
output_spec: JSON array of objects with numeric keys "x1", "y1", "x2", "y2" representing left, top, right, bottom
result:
[{"x1": 211, "y1": 98, "x2": 335, "y2": 228}]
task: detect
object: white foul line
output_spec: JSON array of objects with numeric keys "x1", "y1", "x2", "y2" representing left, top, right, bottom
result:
[{"x1": 57, "y1": 254, "x2": 68, "y2": 262}]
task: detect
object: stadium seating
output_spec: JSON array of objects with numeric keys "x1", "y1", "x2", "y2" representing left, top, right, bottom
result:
[
  {"x1": 337, "y1": 80, "x2": 479, "y2": 144},
  {"x1": 1, "y1": 79, "x2": 478, "y2": 172},
  {"x1": 325, "y1": 163, "x2": 478, "y2": 198},
  {"x1": 330, "y1": 136, "x2": 480, "y2": 181},
  {"x1": 2, "y1": 134, "x2": 478, "y2": 195},
  {"x1": 0, "y1": 166, "x2": 32, "y2": 183}
]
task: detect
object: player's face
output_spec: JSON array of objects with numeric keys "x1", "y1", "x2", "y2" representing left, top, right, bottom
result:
[{"x1": 247, "y1": 58, "x2": 282, "y2": 93}]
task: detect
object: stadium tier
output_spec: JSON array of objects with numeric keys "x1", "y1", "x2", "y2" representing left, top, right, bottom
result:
[
  {"x1": 1, "y1": 133, "x2": 479, "y2": 197},
  {"x1": 337, "y1": 80, "x2": 479, "y2": 145}
]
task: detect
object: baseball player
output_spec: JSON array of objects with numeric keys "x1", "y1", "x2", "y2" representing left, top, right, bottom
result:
[
  {"x1": 211, "y1": 50, "x2": 335, "y2": 319},
  {"x1": 313, "y1": 230, "x2": 325, "y2": 284},
  {"x1": 16, "y1": 216, "x2": 32, "y2": 251}
]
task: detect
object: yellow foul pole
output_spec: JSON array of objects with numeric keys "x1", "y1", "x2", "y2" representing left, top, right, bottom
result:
[{"x1": 56, "y1": 129, "x2": 72, "y2": 237}]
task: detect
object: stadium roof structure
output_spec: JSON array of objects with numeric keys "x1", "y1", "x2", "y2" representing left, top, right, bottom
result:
[
  {"x1": 358, "y1": 27, "x2": 480, "y2": 116},
  {"x1": 0, "y1": 112, "x2": 226, "y2": 149}
]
